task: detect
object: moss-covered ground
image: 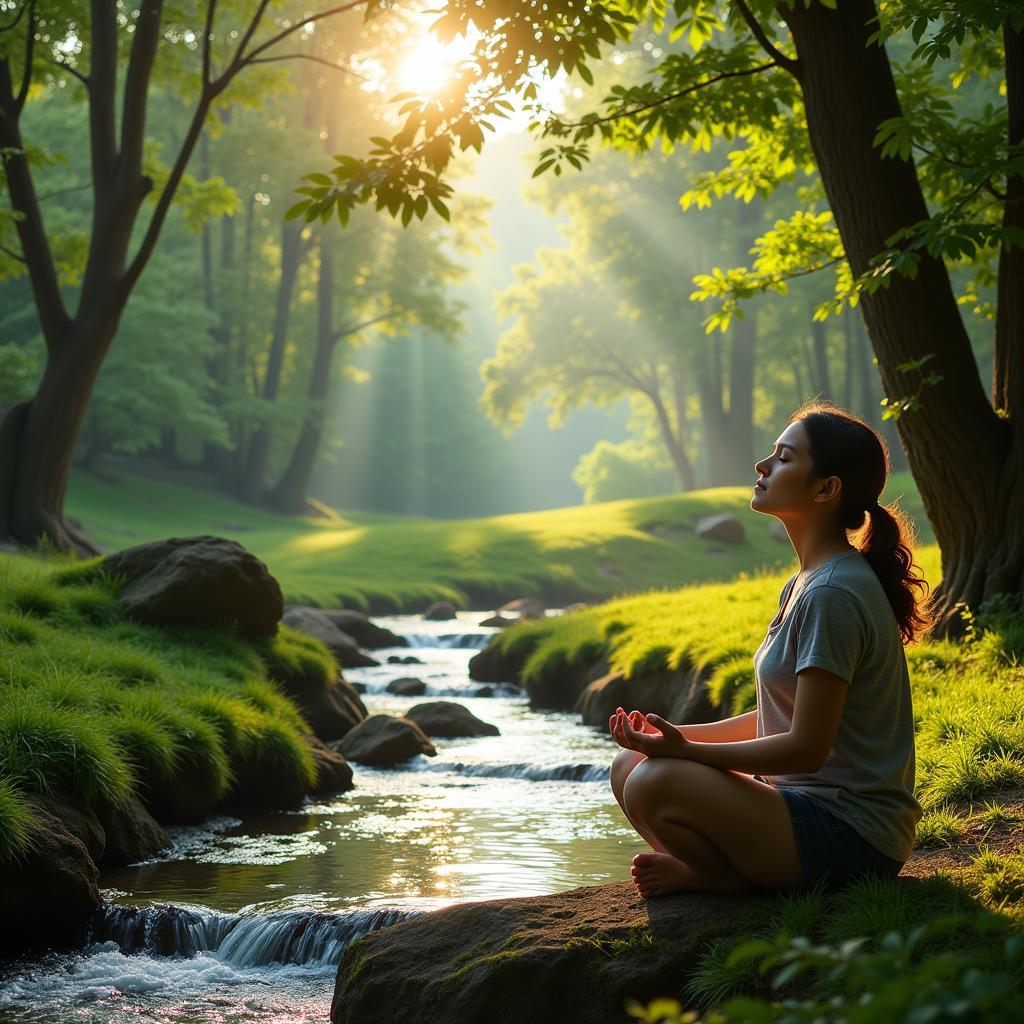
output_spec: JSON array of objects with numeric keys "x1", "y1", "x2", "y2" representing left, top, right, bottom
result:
[
  {"x1": 0, "y1": 553, "x2": 334, "y2": 864},
  {"x1": 65, "y1": 467, "x2": 929, "y2": 611}
]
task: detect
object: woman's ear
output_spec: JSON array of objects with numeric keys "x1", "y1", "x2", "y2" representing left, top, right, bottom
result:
[{"x1": 814, "y1": 475, "x2": 842, "y2": 502}]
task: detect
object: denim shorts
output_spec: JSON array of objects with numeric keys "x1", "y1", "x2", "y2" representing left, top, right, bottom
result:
[{"x1": 774, "y1": 786, "x2": 904, "y2": 889}]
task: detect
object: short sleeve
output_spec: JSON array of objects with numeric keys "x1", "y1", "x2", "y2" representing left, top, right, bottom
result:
[{"x1": 792, "y1": 585, "x2": 868, "y2": 685}]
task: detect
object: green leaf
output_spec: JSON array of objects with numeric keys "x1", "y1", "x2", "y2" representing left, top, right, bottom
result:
[{"x1": 285, "y1": 200, "x2": 312, "y2": 221}]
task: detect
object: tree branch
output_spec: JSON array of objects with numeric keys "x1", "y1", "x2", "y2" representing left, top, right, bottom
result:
[
  {"x1": 247, "y1": 53, "x2": 373, "y2": 84},
  {"x1": 557, "y1": 62, "x2": 777, "y2": 129},
  {"x1": 89, "y1": 0, "x2": 118, "y2": 189},
  {"x1": 0, "y1": 242, "x2": 25, "y2": 263},
  {"x1": 332, "y1": 311, "x2": 401, "y2": 341},
  {"x1": 121, "y1": 0, "x2": 164, "y2": 180},
  {"x1": 47, "y1": 55, "x2": 89, "y2": 89},
  {"x1": 0, "y1": 1, "x2": 30, "y2": 33},
  {"x1": 14, "y1": 0, "x2": 35, "y2": 115},
  {"x1": 231, "y1": 1, "x2": 371, "y2": 74},
  {"x1": 0, "y1": 59, "x2": 70, "y2": 345},
  {"x1": 732, "y1": 0, "x2": 799, "y2": 76},
  {"x1": 201, "y1": 0, "x2": 218, "y2": 85},
  {"x1": 228, "y1": 0, "x2": 271, "y2": 71},
  {"x1": 37, "y1": 182, "x2": 90, "y2": 203}
]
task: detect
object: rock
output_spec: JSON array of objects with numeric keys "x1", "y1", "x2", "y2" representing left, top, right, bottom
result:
[
  {"x1": 405, "y1": 701, "x2": 500, "y2": 738},
  {"x1": 695, "y1": 514, "x2": 745, "y2": 544},
  {"x1": 102, "y1": 535, "x2": 282, "y2": 636},
  {"x1": 280, "y1": 676, "x2": 367, "y2": 743},
  {"x1": 338, "y1": 715, "x2": 436, "y2": 767},
  {"x1": 308, "y1": 736, "x2": 355, "y2": 795},
  {"x1": 96, "y1": 795, "x2": 169, "y2": 867},
  {"x1": 320, "y1": 609, "x2": 408, "y2": 649},
  {"x1": 498, "y1": 598, "x2": 546, "y2": 621},
  {"x1": 424, "y1": 601, "x2": 458, "y2": 621},
  {"x1": 525, "y1": 657, "x2": 611, "y2": 711},
  {"x1": 32, "y1": 793, "x2": 106, "y2": 863},
  {"x1": 351, "y1": 681, "x2": 367, "y2": 694},
  {"x1": 478, "y1": 614, "x2": 515, "y2": 628},
  {"x1": 476, "y1": 686, "x2": 494, "y2": 698},
  {"x1": 282, "y1": 606, "x2": 380, "y2": 669},
  {"x1": 386, "y1": 676, "x2": 427, "y2": 696},
  {"x1": 574, "y1": 665, "x2": 717, "y2": 729},
  {"x1": 388, "y1": 655, "x2": 424, "y2": 665},
  {"x1": 564, "y1": 603, "x2": 589, "y2": 614},
  {"x1": 137, "y1": 758, "x2": 221, "y2": 825},
  {"x1": 468, "y1": 639, "x2": 532, "y2": 685},
  {"x1": 330, "y1": 881, "x2": 763, "y2": 1024},
  {"x1": 770, "y1": 519, "x2": 791, "y2": 544},
  {"x1": 0, "y1": 795, "x2": 101, "y2": 953}
]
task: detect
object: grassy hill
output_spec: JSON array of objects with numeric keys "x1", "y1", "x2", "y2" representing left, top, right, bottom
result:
[{"x1": 65, "y1": 468, "x2": 932, "y2": 611}]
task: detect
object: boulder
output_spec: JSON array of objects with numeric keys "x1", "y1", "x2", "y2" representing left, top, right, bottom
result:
[
  {"x1": 424, "y1": 600, "x2": 458, "y2": 621},
  {"x1": 525, "y1": 657, "x2": 611, "y2": 711},
  {"x1": 468, "y1": 640, "x2": 531, "y2": 685},
  {"x1": 574, "y1": 665, "x2": 718, "y2": 730},
  {"x1": 478, "y1": 614, "x2": 515, "y2": 628},
  {"x1": 388, "y1": 654, "x2": 424, "y2": 665},
  {"x1": 32, "y1": 793, "x2": 106, "y2": 863},
  {"x1": 137, "y1": 757, "x2": 220, "y2": 825},
  {"x1": 695, "y1": 514, "x2": 745, "y2": 544},
  {"x1": 338, "y1": 715, "x2": 436, "y2": 767},
  {"x1": 321, "y1": 609, "x2": 409, "y2": 649},
  {"x1": 564, "y1": 603, "x2": 589, "y2": 614},
  {"x1": 101, "y1": 535, "x2": 283, "y2": 636},
  {"x1": 308, "y1": 736, "x2": 355, "y2": 795},
  {"x1": 96, "y1": 795, "x2": 169, "y2": 867},
  {"x1": 0, "y1": 795, "x2": 102, "y2": 953},
  {"x1": 331, "y1": 881, "x2": 763, "y2": 1024},
  {"x1": 476, "y1": 686, "x2": 494, "y2": 698},
  {"x1": 498, "y1": 598, "x2": 546, "y2": 621},
  {"x1": 289, "y1": 678, "x2": 368, "y2": 742},
  {"x1": 405, "y1": 701, "x2": 500, "y2": 738},
  {"x1": 282, "y1": 606, "x2": 380, "y2": 669},
  {"x1": 386, "y1": 676, "x2": 427, "y2": 697}
]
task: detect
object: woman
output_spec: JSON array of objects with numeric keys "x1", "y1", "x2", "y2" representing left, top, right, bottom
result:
[{"x1": 609, "y1": 403, "x2": 929, "y2": 896}]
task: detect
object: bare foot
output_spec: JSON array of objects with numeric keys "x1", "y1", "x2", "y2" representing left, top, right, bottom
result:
[{"x1": 630, "y1": 851, "x2": 694, "y2": 898}]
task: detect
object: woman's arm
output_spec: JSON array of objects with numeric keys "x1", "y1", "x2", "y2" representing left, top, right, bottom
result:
[
  {"x1": 614, "y1": 667, "x2": 848, "y2": 775},
  {"x1": 679, "y1": 711, "x2": 758, "y2": 743}
]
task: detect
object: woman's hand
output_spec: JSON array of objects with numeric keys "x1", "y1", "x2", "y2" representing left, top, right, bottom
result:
[{"x1": 611, "y1": 708, "x2": 690, "y2": 759}]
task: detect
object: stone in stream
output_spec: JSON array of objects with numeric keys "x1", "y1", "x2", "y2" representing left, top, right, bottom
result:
[
  {"x1": 308, "y1": 736, "x2": 355, "y2": 795},
  {"x1": 320, "y1": 609, "x2": 409, "y2": 649},
  {"x1": 424, "y1": 600, "x2": 458, "y2": 621},
  {"x1": 388, "y1": 654, "x2": 424, "y2": 664},
  {"x1": 475, "y1": 686, "x2": 494, "y2": 698},
  {"x1": 386, "y1": 676, "x2": 427, "y2": 696},
  {"x1": 338, "y1": 714, "x2": 436, "y2": 766},
  {"x1": 0, "y1": 794, "x2": 102, "y2": 954},
  {"x1": 330, "y1": 881, "x2": 764, "y2": 1024},
  {"x1": 101, "y1": 535, "x2": 283, "y2": 636},
  {"x1": 497, "y1": 597, "x2": 546, "y2": 621},
  {"x1": 478, "y1": 614, "x2": 515, "y2": 628},
  {"x1": 468, "y1": 640, "x2": 530, "y2": 685},
  {"x1": 96, "y1": 794, "x2": 169, "y2": 867},
  {"x1": 405, "y1": 701, "x2": 500, "y2": 738},
  {"x1": 282, "y1": 605, "x2": 380, "y2": 669}
]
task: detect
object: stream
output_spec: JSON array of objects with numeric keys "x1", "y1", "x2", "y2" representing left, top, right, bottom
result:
[{"x1": 0, "y1": 612, "x2": 643, "y2": 1023}]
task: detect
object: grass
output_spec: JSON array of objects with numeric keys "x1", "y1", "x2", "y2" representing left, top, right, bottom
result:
[
  {"x1": 64, "y1": 465, "x2": 930, "y2": 611},
  {"x1": 0, "y1": 556, "x2": 331, "y2": 863}
]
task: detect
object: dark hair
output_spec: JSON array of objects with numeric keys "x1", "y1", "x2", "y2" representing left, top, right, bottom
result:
[{"x1": 790, "y1": 401, "x2": 933, "y2": 644}]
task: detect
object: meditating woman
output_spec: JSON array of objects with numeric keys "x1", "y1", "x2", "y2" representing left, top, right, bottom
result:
[{"x1": 609, "y1": 403, "x2": 928, "y2": 896}]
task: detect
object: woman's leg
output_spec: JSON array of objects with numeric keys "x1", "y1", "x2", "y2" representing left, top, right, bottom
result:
[
  {"x1": 610, "y1": 749, "x2": 671, "y2": 854},
  {"x1": 622, "y1": 757, "x2": 803, "y2": 895}
]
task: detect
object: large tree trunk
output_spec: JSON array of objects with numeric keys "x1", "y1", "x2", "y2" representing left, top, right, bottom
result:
[
  {"x1": 240, "y1": 216, "x2": 306, "y2": 503},
  {"x1": 647, "y1": 379, "x2": 698, "y2": 492},
  {"x1": 780, "y1": 0, "x2": 1020, "y2": 632},
  {"x1": 269, "y1": 238, "x2": 339, "y2": 513}
]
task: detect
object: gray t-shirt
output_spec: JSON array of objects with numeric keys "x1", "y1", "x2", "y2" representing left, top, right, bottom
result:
[{"x1": 753, "y1": 549, "x2": 921, "y2": 862}]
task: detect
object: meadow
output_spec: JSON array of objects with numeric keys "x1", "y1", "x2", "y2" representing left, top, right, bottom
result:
[{"x1": 66, "y1": 468, "x2": 931, "y2": 611}]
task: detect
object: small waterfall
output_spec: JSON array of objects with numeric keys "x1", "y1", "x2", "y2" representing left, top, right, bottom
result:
[
  {"x1": 90, "y1": 904, "x2": 420, "y2": 967},
  {"x1": 428, "y1": 761, "x2": 610, "y2": 783},
  {"x1": 400, "y1": 632, "x2": 492, "y2": 650}
]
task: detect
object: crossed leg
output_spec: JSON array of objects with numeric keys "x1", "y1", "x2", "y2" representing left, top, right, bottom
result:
[{"x1": 610, "y1": 748, "x2": 803, "y2": 896}]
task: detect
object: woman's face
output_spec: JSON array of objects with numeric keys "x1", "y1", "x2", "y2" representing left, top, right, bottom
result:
[{"x1": 751, "y1": 421, "x2": 829, "y2": 516}]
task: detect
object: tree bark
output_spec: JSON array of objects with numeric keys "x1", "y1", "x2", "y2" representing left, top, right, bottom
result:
[
  {"x1": 269, "y1": 238, "x2": 339, "y2": 513},
  {"x1": 779, "y1": 0, "x2": 1019, "y2": 632},
  {"x1": 647, "y1": 381, "x2": 698, "y2": 492},
  {"x1": 240, "y1": 216, "x2": 306, "y2": 502}
]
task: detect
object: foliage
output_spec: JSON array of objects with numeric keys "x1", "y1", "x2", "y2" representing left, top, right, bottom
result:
[{"x1": 572, "y1": 439, "x2": 677, "y2": 504}]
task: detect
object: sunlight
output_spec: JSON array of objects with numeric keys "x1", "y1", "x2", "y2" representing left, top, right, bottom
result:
[{"x1": 396, "y1": 28, "x2": 473, "y2": 97}]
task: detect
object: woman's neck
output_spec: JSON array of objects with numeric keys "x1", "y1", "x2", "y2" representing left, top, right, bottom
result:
[{"x1": 783, "y1": 520, "x2": 854, "y2": 575}]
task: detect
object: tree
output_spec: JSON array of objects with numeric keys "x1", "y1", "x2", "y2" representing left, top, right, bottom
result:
[
  {"x1": 0, "y1": 0, "x2": 383, "y2": 551},
  {"x1": 305, "y1": 1, "x2": 1024, "y2": 632}
]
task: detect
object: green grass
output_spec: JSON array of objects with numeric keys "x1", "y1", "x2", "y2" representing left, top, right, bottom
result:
[
  {"x1": 0, "y1": 557, "x2": 330, "y2": 863},
  {"x1": 64, "y1": 466, "x2": 929, "y2": 611}
]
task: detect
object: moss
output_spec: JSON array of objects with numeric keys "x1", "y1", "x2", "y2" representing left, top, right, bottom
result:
[{"x1": 439, "y1": 947, "x2": 529, "y2": 987}]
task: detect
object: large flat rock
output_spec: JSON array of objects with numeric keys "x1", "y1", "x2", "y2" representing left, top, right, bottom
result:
[{"x1": 331, "y1": 881, "x2": 767, "y2": 1024}]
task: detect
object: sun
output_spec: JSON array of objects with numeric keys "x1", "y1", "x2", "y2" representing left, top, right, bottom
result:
[{"x1": 395, "y1": 30, "x2": 473, "y2": 97}]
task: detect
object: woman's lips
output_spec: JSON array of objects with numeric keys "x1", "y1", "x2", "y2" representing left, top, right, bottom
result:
[{"x1": 754, "y1": 482, "x2": 767, "y2": 491}]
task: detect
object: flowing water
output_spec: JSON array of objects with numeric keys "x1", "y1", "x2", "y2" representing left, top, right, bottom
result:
[{"x1": 0, "y1": 613, "x2": 643, "y2": 1023}]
